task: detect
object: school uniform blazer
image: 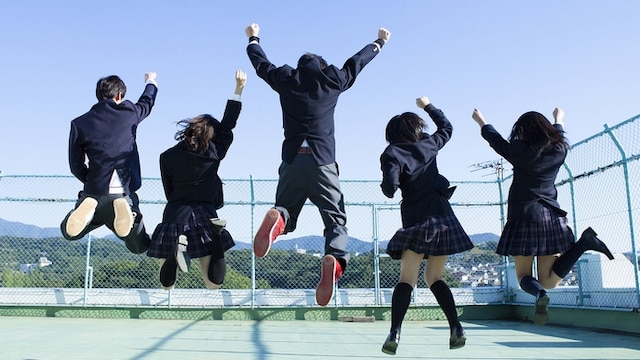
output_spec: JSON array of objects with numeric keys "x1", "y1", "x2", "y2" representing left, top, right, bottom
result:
[
  {"x1": 68, "y1": 83, "x2": 158, "y2": 196},
  {"x1": 380, "y1": 104, "x2": 455, "y2": 228},
  {"x1": 481, "y1": 123, "x2": 568, "y2": 222},
  {"x1": 159, "y1": 100, "x2": 241, "y2": 224},
  {"x1": 247, "y1": 41, "x2": 381, "y2": 166}
]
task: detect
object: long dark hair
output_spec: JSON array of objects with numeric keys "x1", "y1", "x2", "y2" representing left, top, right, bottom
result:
[
  {"x1": 385, "y1": 112, "x2": 425, "y2": 144},
  {"x1": 509, "y1": 111, "x2": 569, "y2": 151},
  {"x1": 174, "y1": 114, "x2": 217, "y2": 152}
]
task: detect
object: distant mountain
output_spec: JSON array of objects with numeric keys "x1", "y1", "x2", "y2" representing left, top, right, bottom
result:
[
  {"x1": 469, "y1": 232, "x2": 500, "y2": 244},
  {"x1": 232, "y1": 232, "x2": 500, "y2": 253},
  {"x1": 0, "y1": 218, "x2": 62, "y2": 238},
  {"x1": 0, "y1": 218, "x2": 499, "y2": 253}
]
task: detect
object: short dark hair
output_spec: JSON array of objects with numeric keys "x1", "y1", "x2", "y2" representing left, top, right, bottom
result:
[
  {"x1": 175, "y1": 114, "x2": 217, "y2": 152},
  {"x1": 297, "y1": 53, "x2": 327, "y2": 69},
  {"x1": 96, "y1": 75, "x2": 126, "y2": 101},
  {"x1": 385, "y1": 112, "x2": 426, "y2": 144}
]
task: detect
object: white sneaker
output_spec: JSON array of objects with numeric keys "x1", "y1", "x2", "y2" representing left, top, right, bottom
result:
[
  {"x1": 176, "y1": 235, "x2": 190, "y2": 273},
  {"x1": 66, "y1": 197, "x2": 98, "y2": 237},
  {"x1": 113, "y1": 198, "x2": 134, "y2": 237}
]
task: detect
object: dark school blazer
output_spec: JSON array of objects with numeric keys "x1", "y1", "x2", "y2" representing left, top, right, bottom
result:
[
  {"x1": 68, "y1": 83, "x2": 158, "y2": 196},
  {"x1": 380, "y1": 104, "x2": 455, "y2": 228},
  {"x1": 481, "y1": 123, "x2": 568, "y2": 222},
  {"x1": 247, "y1": 41, "x2": 381, "y2": 166},
  {"x1": 159, "y1": 100, "x2": 241, "y2": 224}
]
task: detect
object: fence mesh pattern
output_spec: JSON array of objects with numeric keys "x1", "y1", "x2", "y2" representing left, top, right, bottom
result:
[{"x1": 1, "y1": 115, "x2": 639, "y2": 309}]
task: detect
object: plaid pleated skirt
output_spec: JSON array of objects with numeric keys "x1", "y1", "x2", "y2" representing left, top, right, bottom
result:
[
  {"x1": 496, "y1": 206, "x2": 575, "y2": 256},
  {"x1": 386, "y1": 212, "x2": 474, "y2": 260},
  {"x1": 147, "y1": 206, "x2": 235, "y2": 259}
]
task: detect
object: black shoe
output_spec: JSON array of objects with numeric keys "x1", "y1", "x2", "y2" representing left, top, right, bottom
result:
[
  {"x1": 580, "y1": 227, "x2": 614, "y2": 260},
  {"x1": 534, "y1": 293, "x2": 550, "y2": 325},
  {"x1": 160, "y1": 256, "x2": 178, "y2": 289},
  {"x1": 381, "y1": 329, "x2": 400, "y2": 355},
  {"x1": 449, "y1": 326, "x2": 466, "y2": 350}
]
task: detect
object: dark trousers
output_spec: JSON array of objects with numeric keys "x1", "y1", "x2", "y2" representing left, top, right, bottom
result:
[
  {"x1": 274, "y1": 153, "x2": 350, "y2": 267},
  {"x1": 60, "y1": 192, "x2": 150, "y2": 254}
]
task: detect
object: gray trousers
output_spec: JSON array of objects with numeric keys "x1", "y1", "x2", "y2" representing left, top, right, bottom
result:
[
  {"x1": 60, "y1": 192, "x2": 150, "y2": 254},
  {"x1": 274, "y1": 153, "x2": 350, "y2": 267}
]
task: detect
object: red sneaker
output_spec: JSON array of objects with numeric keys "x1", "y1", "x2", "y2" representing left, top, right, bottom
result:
[
  {"x1": 315, "y1": 255, "x2": 342, "y2": 306},
  {"x1": 254, "y1": 208, "x2": 284, "y2": 258}
]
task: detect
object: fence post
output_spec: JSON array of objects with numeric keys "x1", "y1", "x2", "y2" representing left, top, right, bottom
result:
[
  {"x1": 372, "y1": 204, "x2": 381, "y2": 305},
  {"x1": 560, "y1": 163, "x2": 590, "y2": 305},
  {"x1": 250, "y1": 175, "x2": 256, "y2": 309},
  {"x1": 82, "y1": 234, "x2": 93, "y2": 306},
  {"x1": 561, "y1": 163, "x2": 578, "y2": 237},
  {"x1": 494, "y1": 160, "x2": 511, "y2": 297},
  {"x1": 603, "y1": 125, "x2": 640, "y2": 306}
]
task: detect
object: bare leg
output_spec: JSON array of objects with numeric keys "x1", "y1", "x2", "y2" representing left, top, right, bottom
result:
[
  {"x1": 536, "y1": 255, "x2": 563, "y2": 289},
  {"x1": 423, "y1": 255, "x2": 447, "y2": 286}
]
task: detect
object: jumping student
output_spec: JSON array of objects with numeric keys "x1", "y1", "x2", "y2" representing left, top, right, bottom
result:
[
  {"x1": 471, "y1": 107, "x2": 614, "y2": 325},
  {"x1": 148, "y1": 70, "x2": 246, "y2": 289},
  {"x1": 61, "y1": 72, "x2": 158, "y2": 254},
  {"x1": 245, "y1": 22, "x2": 391, "y2": 306},
  {"x1": 381, "y1": 96, "x2": 474, "y2": 354}
]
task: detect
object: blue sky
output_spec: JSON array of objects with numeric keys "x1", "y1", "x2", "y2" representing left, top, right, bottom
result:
[{"x1": 2, "y1": 0, "x2": 640, "y2": 182}]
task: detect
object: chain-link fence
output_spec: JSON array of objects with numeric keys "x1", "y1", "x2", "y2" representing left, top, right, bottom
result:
[{"x1": 0, "y1": 115, "x2": 639, "y2": 309}]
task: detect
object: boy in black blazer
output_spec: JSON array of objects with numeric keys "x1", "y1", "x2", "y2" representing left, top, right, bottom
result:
[
  {"x1": 245, "y1": 23, "x2": 391, "y2": 306},
  {"x1": 60, "y1": 72, "x2": 158, "y2": 254}
]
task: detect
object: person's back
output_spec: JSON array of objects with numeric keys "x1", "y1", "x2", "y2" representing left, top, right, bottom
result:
[
  {"x1": 149, "y1": 70, "x2": 246, "y2": 291},
  {"x1": 61, "y1": 73, "x2": 158, "y2": 254},
  {"x1": 274, "y1": 56, "x2": 342, "y2": 116},
  {"x1": 380, "y1": 97, "x2": 473, "y2": 354},
  {"x1": 69, "y1": 74, "x2": 157, "y2": 195},
  {"x1": 245, "y1": 23, "x2": 391, "y2": 307},
  {"x1": 246, "y1": 24, "x2": 390, "y2": 166},
  {"x1": 472, "y1": 107, "x2": 614, "y2": 327}
]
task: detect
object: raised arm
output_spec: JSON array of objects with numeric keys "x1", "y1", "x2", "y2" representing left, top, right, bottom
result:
[
  {"x1": 337, "y1": 27, "x2": 391, "y2": 90},
  {"x1": 473, "y1": 108, "x2": 514, "y2": 161},
  {"x1": 553, "y1": 107, "x2": 565, "y2": 126},
  {"x1": 245, "y1": 23, "x2": 260, "y2": 43},
  {"x1": 416, "y1": 96, "x2": 452, "y2": 149},
  {"x1": 213, "y1": 70, "x2": 245, "y2": 159},
  {"x1": 133, "y1": 72, "x2": 158, "y2": 120},
  {"x1": 244, "y1": 23, "x2": 293, "y2": 91},
  {"x1": 472, "y1": 108, "x2": 488, "y2": 127},
  {"x1": 234, "y1": 69, "x2": 247, "y2": 97}
]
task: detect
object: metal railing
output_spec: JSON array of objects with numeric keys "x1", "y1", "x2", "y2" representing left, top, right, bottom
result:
[{"x1": 0, "y1": 114, "x2": 639, "y2": 310}]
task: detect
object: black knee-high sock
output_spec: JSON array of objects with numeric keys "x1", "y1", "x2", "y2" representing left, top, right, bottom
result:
[
  {"x1": 208, "y1": 257, "x2": 226, "y2": 285},
  {"x1": 430, "y1": 280, "x2": 461, "y2": 330},
  {"x1": 519, "y1": 275, "x2": 546, "y2": 297},
  {"x1": 552, "y1": 239, "x2": 589, "y2": 278},
  {"x1": 208, "y1": 237, "x2": 226, "y2": 285},
  {"x1": 390, "y1": 282, "x2": 413, "y2": 332}
]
